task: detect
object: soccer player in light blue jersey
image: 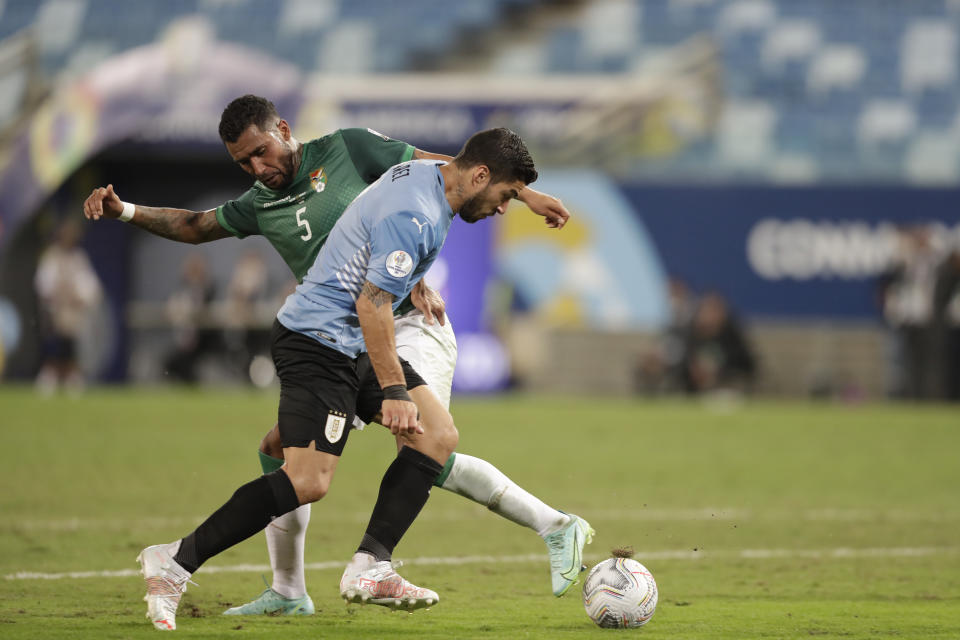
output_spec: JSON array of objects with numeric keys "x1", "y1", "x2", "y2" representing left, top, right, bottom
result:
[
  {"x1": 277, "y1": 159, "x2": 460, "y2": 357},
  {"x1": 134, "y1": 129, "x2": 554, "y2": 630}
]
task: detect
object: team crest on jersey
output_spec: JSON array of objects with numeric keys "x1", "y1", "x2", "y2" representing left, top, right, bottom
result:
[
  {"x1": 324, "y1": 410, "x2": 347, "y2": 443},
  {"x1": 310, "y1": 168, "x2": 327, "y2": 193},
  {"x1": 385, "y1": 250, "x2": 413, "y2": 278}
]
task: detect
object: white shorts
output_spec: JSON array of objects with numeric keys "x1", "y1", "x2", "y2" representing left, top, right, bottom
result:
[
  {"x1": 351, "y1": 309, "x2": 457, "y2": 431},
  {"x1": 394, "y1": 309, "x2": 457, "y2": 410}
]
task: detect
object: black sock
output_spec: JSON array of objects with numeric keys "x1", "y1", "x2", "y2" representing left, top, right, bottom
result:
[
  {"x1": 174, "y1": 469, "x2": 299, "y2": 573},
  {"x1": 357, "y1": 447, "x2": 444, "y2": 562}
]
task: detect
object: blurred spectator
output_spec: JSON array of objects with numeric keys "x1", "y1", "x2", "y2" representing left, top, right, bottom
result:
[
  {"x1": 634, "y1": 276, "x2": 697, "y2": 394},
  {"x1": 222, "y1": 251, "x2": 270, "y2": 382},
  {"x1": 34, "y1": 219, "x2": 103, "y2": 394},
  {"x1": 878, "y1": 225, "x2": 941, "y2": 399},
  {"x1": 933, "y1": 245, "x2": 960, "y2": 401},
  {"x1": 163, "y1": 253, "x2": 220, "y2": 383},
  {"x1": 680, "y1": 291, "x2": 756, "y2": 395}
]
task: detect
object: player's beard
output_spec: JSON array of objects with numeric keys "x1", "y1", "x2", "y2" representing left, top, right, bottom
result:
[
  {"x1": 276, "y1": 152, "x2": 299, "y2": 189},
  {"x1": 264, "y1": 150, "x2": 299, "y2": 190},
  {"x1": 459, "y1": 191, "x2": 496, "y2": 224}
]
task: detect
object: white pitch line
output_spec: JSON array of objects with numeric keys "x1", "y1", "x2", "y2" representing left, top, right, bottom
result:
[{"x1": 5, "y1": 547, "x2": 957, "y2": 581}]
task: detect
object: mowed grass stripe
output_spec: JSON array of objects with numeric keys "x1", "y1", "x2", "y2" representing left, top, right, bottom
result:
[
  {"x1": 8, "y1": 507, "x2": 958, "y2": 532},
  {"x1": 7, "y1": 546, "x2": 957, "y2": 581}
]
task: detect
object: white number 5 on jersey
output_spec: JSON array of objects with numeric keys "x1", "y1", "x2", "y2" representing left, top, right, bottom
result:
[{"x1": 296, "y1": 206, "x2": 312, "y2": 241}]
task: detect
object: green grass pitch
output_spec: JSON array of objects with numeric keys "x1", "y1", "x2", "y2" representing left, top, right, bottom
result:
[{"x1": 1, "y1": 388, "x2": 958, "y2": 639}]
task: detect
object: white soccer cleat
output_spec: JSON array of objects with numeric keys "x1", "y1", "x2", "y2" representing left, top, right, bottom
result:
[
  {"x1": 137, "y1": 541, "x2": 194, "y2": 631},
  {"x1": 339, "y1": 560, "x2": 439, "y2": 611}
]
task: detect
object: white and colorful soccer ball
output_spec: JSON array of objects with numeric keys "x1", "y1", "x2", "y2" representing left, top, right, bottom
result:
[{"x1": 582, "y1": 557, "x2": 658, "y2": 628}]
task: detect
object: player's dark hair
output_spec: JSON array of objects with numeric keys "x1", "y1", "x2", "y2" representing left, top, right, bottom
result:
[
  {"x1": 454, "y1": 128, "x2": 538, "y2": 186},
  {"x1": 218, "y1": 95, "x2": 280, "y2": 143}
]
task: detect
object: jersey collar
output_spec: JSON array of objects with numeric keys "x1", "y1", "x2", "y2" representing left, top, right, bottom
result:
[{"x1": 434, "y1": 164, "x2": 454, "y2": 220}]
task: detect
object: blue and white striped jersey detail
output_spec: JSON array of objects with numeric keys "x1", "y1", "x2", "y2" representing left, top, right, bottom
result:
[
  {"x1": 335, "y1": 242, "x2": 371, "y2": 301},
  {"x1": 277, "y1": 160, "x2": 454, "y2": 358}
]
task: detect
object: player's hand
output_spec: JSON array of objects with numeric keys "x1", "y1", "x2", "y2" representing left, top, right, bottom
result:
[
  {"x1": 83, "y1": 184, "x2": 124, "y2": 221},
  {"x1": 518, "y1": 187, "x2": 569, "y2": 229},
  {"x1": 380, "y1": 398, "x2": 422, "y2": 436},
  {"x1": 410, "y1": 279, "x2": 446, "y2": 326}
]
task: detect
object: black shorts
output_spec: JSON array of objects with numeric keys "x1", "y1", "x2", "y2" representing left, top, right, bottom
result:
[
  {"x1": 355, "y1": 352, "x2": 428, "y2": 424},
  {"x1": 271, "y1": 320, "x2": 427, "y2": 454}
]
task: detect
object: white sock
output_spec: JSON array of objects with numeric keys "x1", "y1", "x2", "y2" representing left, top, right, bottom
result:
[
  {"x1": 265, "y1": 503, "x2": 310, "y2": 599},
  {"x1": 340, "y1": 551, "x2": 377, "y2": 592},
  {"x1": 344, "y1": 551, "x2": 377, "y2": 574},
  {"x1": 439, "y1": 453, "x2": 569, "y2": 537},
  {"x1": 166, "y1": 540, "x2": 189, "y2": 576}
]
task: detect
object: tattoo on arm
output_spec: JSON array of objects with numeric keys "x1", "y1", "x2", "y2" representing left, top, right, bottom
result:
[
  {"x1": 361, "y1": 281, "x2": 395, "y2": 308},
  {"x1": 134, "y1": 207, "x2": 228, "y2": 244}
]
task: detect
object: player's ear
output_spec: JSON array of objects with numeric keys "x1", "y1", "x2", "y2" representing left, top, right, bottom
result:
[
  {"x1": 276, "y1": 119, "x2": 292, "y2": 140},
  {"x1": 472, "y1": 165, "x2": 490, "y2": 188}
]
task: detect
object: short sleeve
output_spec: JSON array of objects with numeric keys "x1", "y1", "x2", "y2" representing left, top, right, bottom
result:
[
  {"x1": 365, "y1": 211, "x2": 433, "y2": 298},
  {"x1": 216, "y1": 188, "x2": 261, "y2": 238},
  {"x1": 340, "y1": 128, "x2": 416, "y2": 183}
]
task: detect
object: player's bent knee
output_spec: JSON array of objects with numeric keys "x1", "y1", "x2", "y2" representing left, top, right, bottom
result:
[
  {"x1": 300, "y1": 484, "x2": 328, "y2": 504},
  {"x1": 423, "y1": 417, "x2": 459, "y2": 461},
  {"x1": 285, "y1": 472, "x2": 330, "y2": 504},
  {"x1": 439, "y1": 420, "x2": 459, "y2": 457},
  {"x1": 422, "y1": 411, "x2": 457, "y2": 446},
  {"x1": 282, "y1": 447, "x2": 339, "y2": 504},
  {"x1": 259, "y1": 423, "x2": 284, "y2": 459}
]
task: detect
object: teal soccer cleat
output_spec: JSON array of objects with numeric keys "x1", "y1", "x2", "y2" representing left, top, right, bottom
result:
[
  {"x1": 223, "y1": 587, "x2": 315, "y2": 616},
  {"x1": 544, "y1": 514, "x2": 595, "y2": 596}
]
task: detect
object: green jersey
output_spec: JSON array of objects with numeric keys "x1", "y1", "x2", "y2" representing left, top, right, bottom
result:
[{"x1": 215, "y1": 128, "x2": 415, "y2": 282}]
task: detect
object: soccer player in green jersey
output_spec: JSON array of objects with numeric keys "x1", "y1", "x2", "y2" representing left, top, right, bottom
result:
[{"x1": 83, "y1": 95, "x2": 594, "y2": 614}]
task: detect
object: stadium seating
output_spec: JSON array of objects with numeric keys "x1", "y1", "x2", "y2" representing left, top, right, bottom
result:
[
  {"x1": 0, "y1": 0, "x2": 522, "y2": 75},
  {"x1": 532, "y1": 0, "x2": 960, "y2": 183},
  {"x1": 1, "y1": 0, "x2": 958, "y2": 183}
]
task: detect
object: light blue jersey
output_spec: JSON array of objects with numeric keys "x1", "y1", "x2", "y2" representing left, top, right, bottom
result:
[{"x1": 277, "y1": 160, "x2": 454, "y2": 358}]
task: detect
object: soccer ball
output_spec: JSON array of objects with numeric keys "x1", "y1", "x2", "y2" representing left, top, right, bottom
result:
[{"x1": 582, "y1": 556, "x2": 658, "y2": 628}]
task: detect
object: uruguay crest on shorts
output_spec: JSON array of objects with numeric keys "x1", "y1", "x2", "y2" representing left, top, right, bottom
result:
[{"x1": 324, "y1": 410, "x2": 346, "y2": 443}]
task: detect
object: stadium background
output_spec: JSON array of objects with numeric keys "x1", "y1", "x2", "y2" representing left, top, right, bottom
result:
[
  {"x1": 1, "y1": 0, "x2": 960, "y2": 398},
  {"x1": 1, "y1": 3, "x2": 959, "y2": 639}
]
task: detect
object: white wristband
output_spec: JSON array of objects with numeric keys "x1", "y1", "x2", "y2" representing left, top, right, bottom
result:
[{"x1": 118, "y1": 201, "x2": 136, "y2": 222}]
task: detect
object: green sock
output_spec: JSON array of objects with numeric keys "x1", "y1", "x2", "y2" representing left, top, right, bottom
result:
[
  {"x1": 259, "y1": 450, "x2": 284, "y2": 474},
  {"x1": 433, "y1": 452, "x2": 456, "y2": 487}
]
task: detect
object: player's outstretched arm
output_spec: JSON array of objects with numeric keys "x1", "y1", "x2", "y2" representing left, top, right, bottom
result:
[
  {"x1": 357, "y1": 280, "x2": 422, "y2": 436},
  {"x1": 412, "y1": 149, "x2": 567, "y2": 229},
  {"x1": 82, "y1": 184, "x2": 232, "y2": 244}
]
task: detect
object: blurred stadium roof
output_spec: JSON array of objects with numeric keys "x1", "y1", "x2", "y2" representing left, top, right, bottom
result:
[{"x1": 1, "y1": 0, "x2": 959, "y2": 184}]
